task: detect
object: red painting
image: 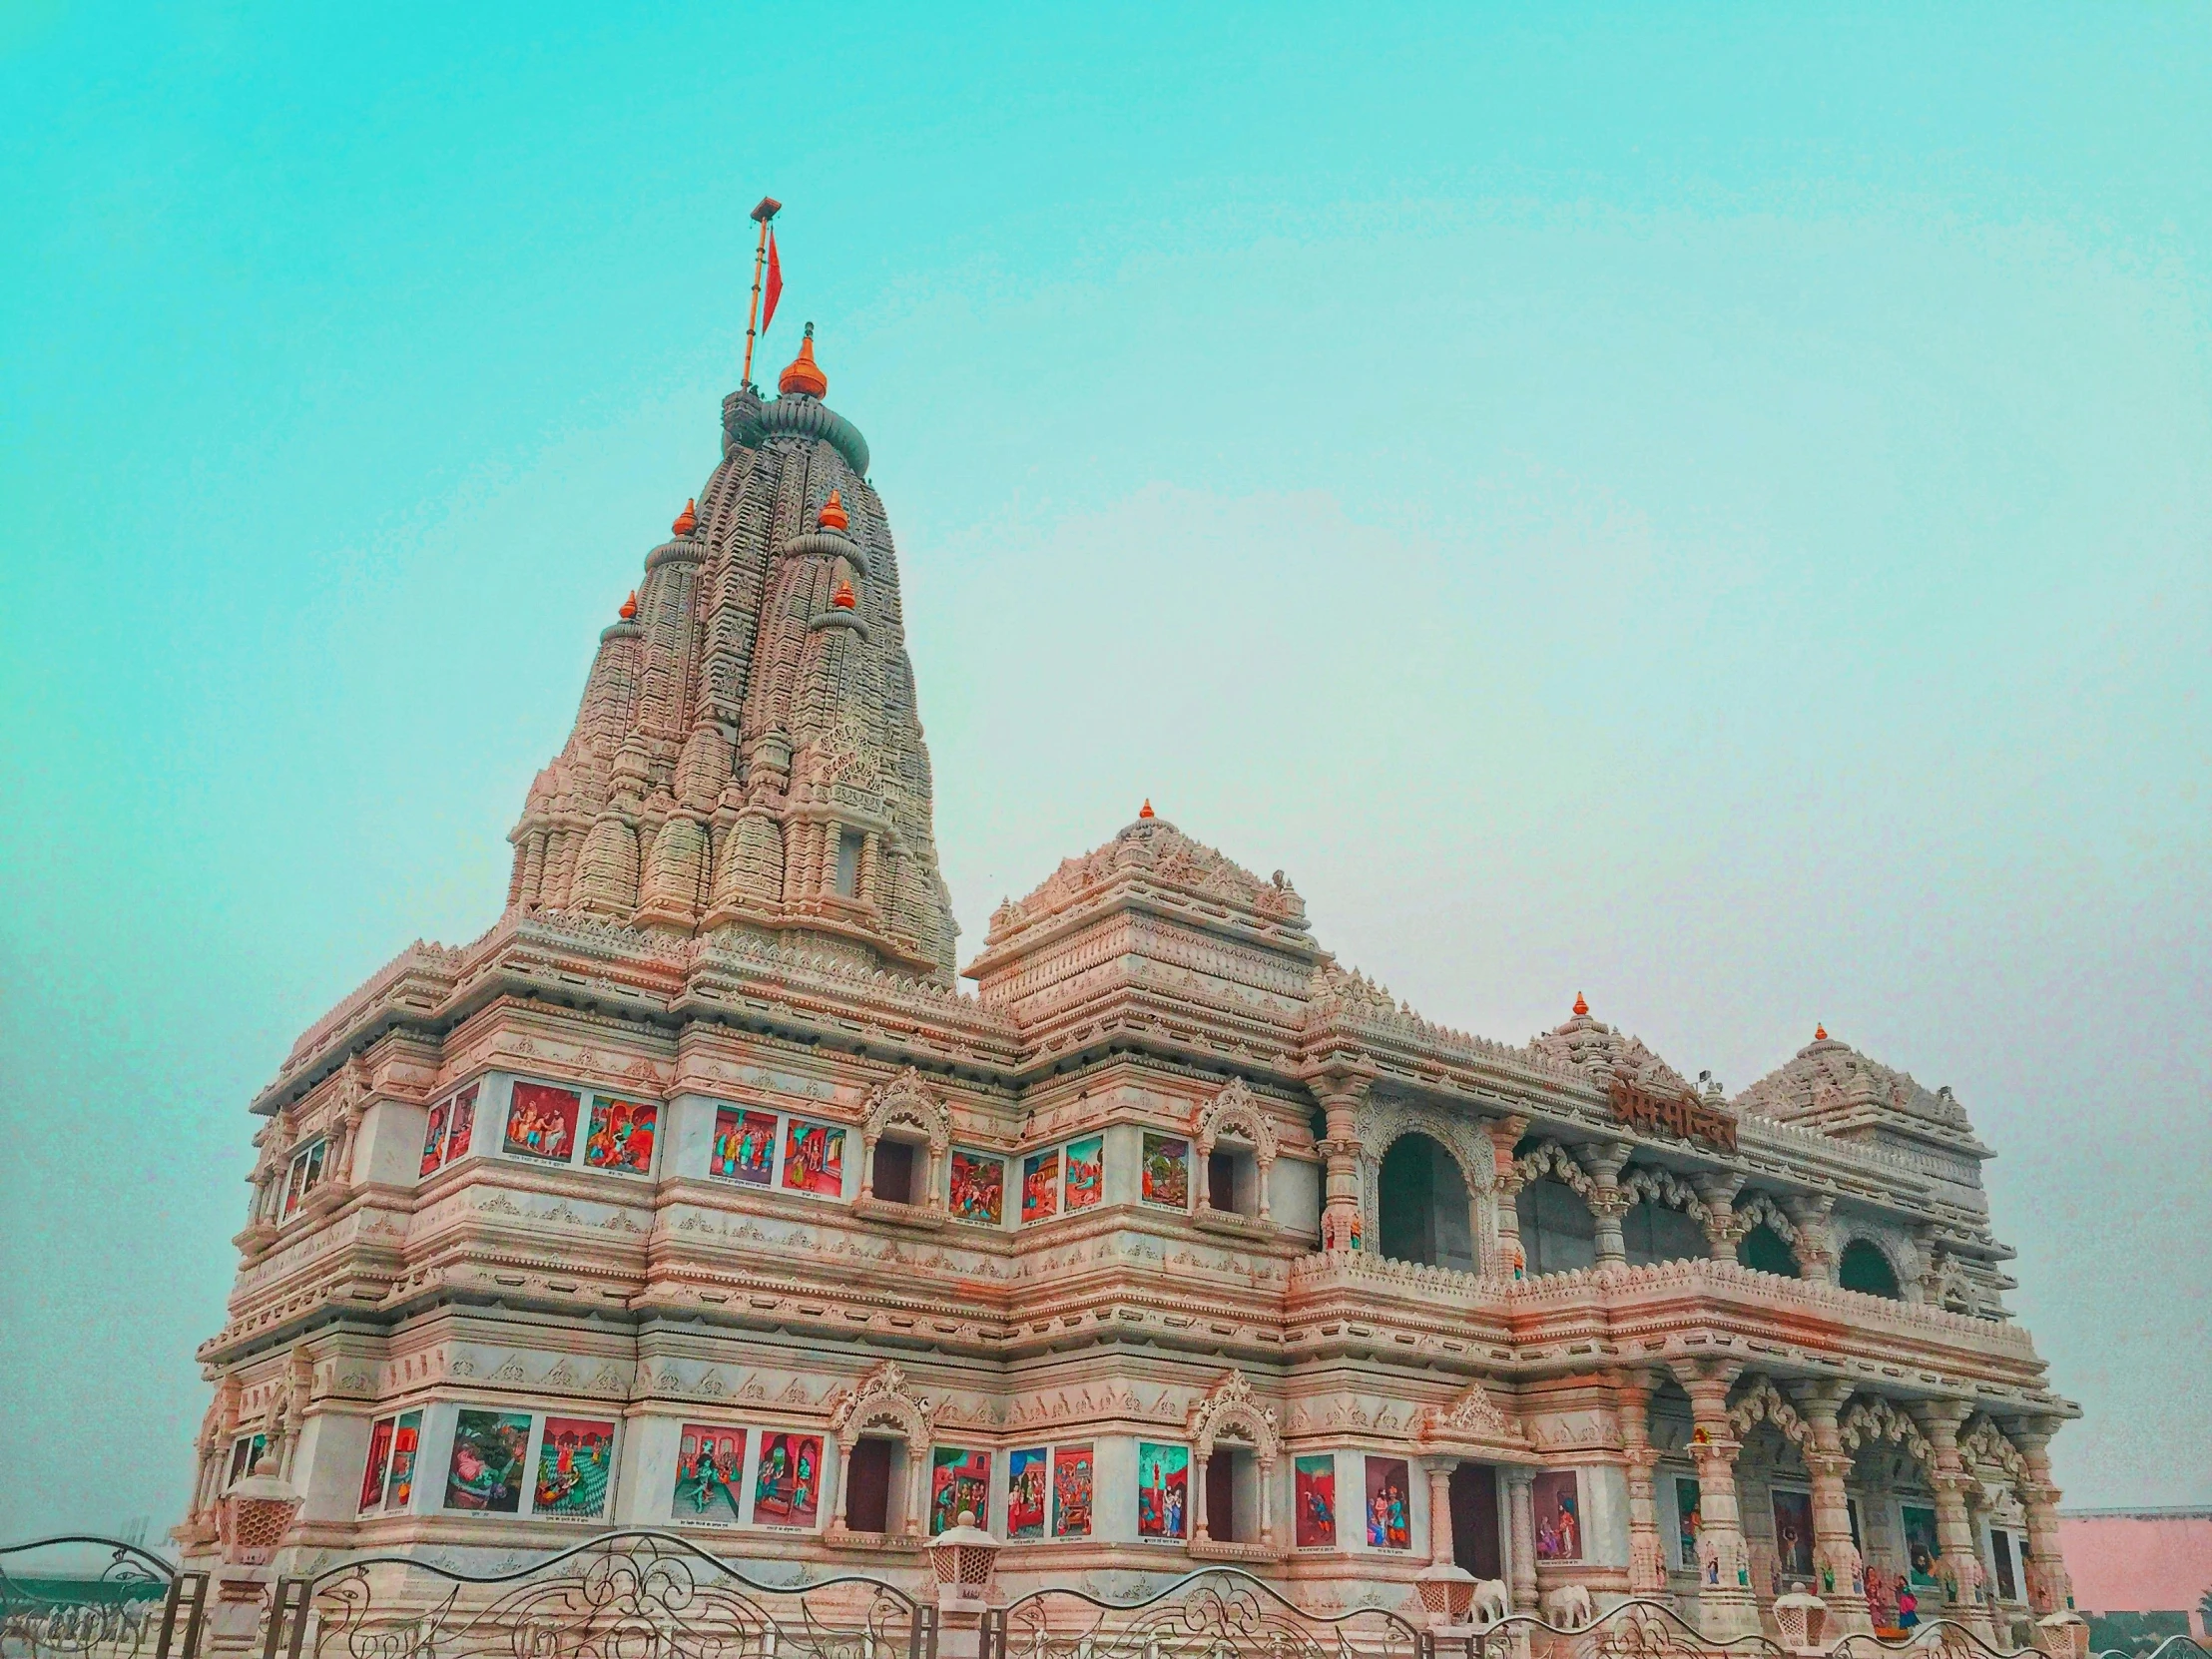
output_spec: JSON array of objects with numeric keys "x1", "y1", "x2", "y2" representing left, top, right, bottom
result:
[
  {"x1": 505, "y1": 1081, "x2": 580, "y2": 1163},
  {"x1": 445, "y1": 1086, "x2": 476, "y2": 1162},
  {"x1": 419, "y1": 1101, "x2": 450, "y2": 1177},
  {"x1": 1534, "y1": 1469, "x2": 1582, "y2": 1560},
  {"x1": 753, "y1": 1431, "x2": 824, "y2": 1527},
  {"x1": 585, "y1": 1097, "x2": 658, "y2": 1175},
  {"x1": 1295, "y1": 1453, "x2": 1336, "y2": 1548},
  {"x1": 781, "y1": 1120, "x2": 845, "y2": 1196},
  {"x1": 1022, "y1": 1149, "x2": 1059, "y2": 1224},
  {"x1": 1051, "y1": 1443, "x2": 1093, "y2": 1538},
  {"x1": 358, "y1": 1417, "x2": 395, "y2": 1513}
]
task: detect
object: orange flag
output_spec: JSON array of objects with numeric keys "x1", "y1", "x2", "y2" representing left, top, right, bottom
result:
[{"x1": 762, "y1": 229, "x2": 784, "y2": 334}]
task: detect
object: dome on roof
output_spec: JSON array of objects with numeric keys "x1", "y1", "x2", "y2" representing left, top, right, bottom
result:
[
  {"x1": 780, "y1": 322, "x2": 828, "y2": 397},
  {"x1": 1528, "y1": 997, "x2": 1695, "y2": 1096},
  {"x1": 1734, "y1": 1033, "x2": 1972, "y2": 1134}
]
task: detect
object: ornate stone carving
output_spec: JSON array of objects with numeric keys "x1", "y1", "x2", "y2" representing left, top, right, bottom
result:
[
  {"x1": 1185, "y1": 1370, "x2": 1281, "y2": 1462},
  {"x1": 861, "y1": 1066, "x2": 949, "y2": 1156},
  {"x1": 1420, "y1": 1382, "x2": 1529, "y2": 1450},
  {"x1": 828, "y1": 1361, "x2": 936, "y2": 1451},
  {"x1": 1194, "y1": 1077, "x2": 1278, "y2": 1164}
]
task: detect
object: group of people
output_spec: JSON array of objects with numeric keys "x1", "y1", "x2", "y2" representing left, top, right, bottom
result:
[{"x1": 1368, "y1": 1475, "x2": 1409, "y2": 1550}]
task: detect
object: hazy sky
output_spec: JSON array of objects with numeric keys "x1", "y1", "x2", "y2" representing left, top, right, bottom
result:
[{"x1": 2, "y1": 3, "x2": 2206, "y2": 1539}]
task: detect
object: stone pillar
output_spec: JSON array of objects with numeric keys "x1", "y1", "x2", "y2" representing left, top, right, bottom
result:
[
  {"x1": 1916, "y1": 1401, "x2": 1995, "y2": 1638},
  {"x1": 1671, "y1": 1359, "x2": 1761, "y2": 1640},
  {"x1": 1428, "y1": 1460, "x2": 1457, "y2": 1567},
  {"x1": 1694, "y1": 1173, "x2": 1746, "y2": 1263},
  {"x1": 1579, "y1": 1143, "x2": 1634, "y2": 1266},
  {"x1": 1311, "y1": 1075, "x2": 1370, "y2": 1252},
  {"x1": 1796, "y1": 1383, "x2": 1872, "y2": 1633},
  {"x1": 1505, "y1": 1467, "x2": 1540, "y2": 1612},
  {"x1": 905, "y1": 1436, "x2": 931, "y2": 1539},
  {"x1": 1786, "y1": 1195, "x2": 1837, "y2": 1286},
  {"x1": 1612, "y1": 1370, "x2": 1668, "y2": 1597},
  {"x1": 2010, "y1": 1420, "x2": 2073, "y2": 1615},
  {"x1": 1192, "y1": 1448, "x2": 1212, "y2": 1542},
  {"x1": 1488, "y1": 1116, "x2": 1529, "y2": 1278},
  {"x1": 925, "y1": 1142, "x2": 945, "y2": 1210}
]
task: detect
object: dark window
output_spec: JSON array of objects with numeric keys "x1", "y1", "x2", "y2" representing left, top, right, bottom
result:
[
  {"x1": 845, "y1": 1438, "x2": 891, "y2": 1532},
  {"x1": 1992, "y1": 1530, "x2": 2016, "y2": 1601},
  {"x1": 1622, "y1": 1199, "x2": 1708, "y2": 1266},
  {"x1": 1378, "y1": 1135, "x2": 1475, "y2": 1271},
  {"x1": 833, "y1": 830, "x2": 862, "y2": 898},
  {"x1": 1450, "y1": 1462, "x2": 1503, "y2": 1579},
  {"x1": 1206, "y1": 1449, "x2": 1237, "y2": 1542},
  {"x1": 874, "y1": 1140, "x2": 917, "y2": 1205},
  {"x1": 1838, "y1": 1239, "x2": 1902, "y2": 1299},
  {"x1": 1208, "y1": 1152, "x2": 1238, "y2": 1212},
  {"x1": 1517, "y1": 1177, "x2": 1597, "y2": 1276},
  {"x1": 1738, "y1": 1223, "x2": 1800, "y2": 1278}
]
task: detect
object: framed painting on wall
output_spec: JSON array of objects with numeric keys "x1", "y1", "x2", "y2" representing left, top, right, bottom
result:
[
  {"x1": 753, "y1": 1432, "x2": 824, "y2": 1528},
  {"x1": 1365, "y1": 1456, "x2": 1411, "y2": 1550},
  {"x1": 1063, "y1": 1136, "x2": 1103, "y2": 1210},
  {"x1": 534, "y1": 1417, "x2": 614, "y2": 1519},
  {"x1": 358, "y1": 1418, "x2": 396, "y2": 1513},
  {"x1": 930, "y1": 1447, "x2": 992, "y2": 1535},
  {"x1": 382, "y1": 1411, "x2": 422, "y2": 1511},
  {"x1": 1021, "y1": 1150, "x2": 1060, "y2": 1224},
  {"x1": 1772, "y1": 1489, "x2": 1815, "y2": 1581},
  {"x1": 1674, "y1": 1475, "x2": 1702, "y2": 1569},
  {"x1": 781, "y1": 1120, "x2": 845, "y2": 1197},
  {"x1": 505, "y1": 1082, "x2": 580, "y2": 1164},
  {"x1": 584, "y1": 1098, "x2": 657, "y2": 1175},
  {"x1": 948, "y1": 1150, "x2": 1005, "y2": 1225},
  {"x1": 444, "y1": 1409, "x2": 531, "y2": 1513},
  {"x1": 1137, "y1": 1442, "x2": 1189, "y2": 1539},
  {"x1": 673, "y1": 1425, "x2": 747, "y2": 1523},
  {"x1": 446, "y1": 1087, "x2": 476, "y2": 1161},
  {"x1": 1051, "y1": 1444, "x2": 1093, "y2": 1538},
  {"x1": 420, "y1": 1101, "x2": 452, "y2": 1177},
  {"x1": 1901, "y1": 1504, "x2": 1942, "y2": 1589},
  {"x1": 1295, "y1": 1453, "x2": 1337, "y2": 1548},
  {"x1": 1142, "y1": 1134, "x2": 1190, "y2": 1209},
  {"x1": 1533, "y1": 1469, "x2": 1582, "y2": 1560},
  {"x1": 711, "y1": 1108, "x2": 778, "y2": 1185},
  {"x1": 1007, "y1": 1447, "x2": 1047, "y2": 1540}
]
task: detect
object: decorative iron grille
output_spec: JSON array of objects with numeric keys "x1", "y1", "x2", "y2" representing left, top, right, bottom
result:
[{"x1": 0, "y1": 1535, "x2": 205, "y2": 1659}]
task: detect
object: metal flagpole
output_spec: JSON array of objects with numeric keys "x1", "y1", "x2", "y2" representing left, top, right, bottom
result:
[{"x1": 741, "y1": 196, "x2": 782, "y2": 390}]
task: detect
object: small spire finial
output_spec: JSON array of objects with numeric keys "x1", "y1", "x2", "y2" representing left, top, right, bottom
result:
[
  {"x1": 619, "y1": 590, "x2": 638, "y2": 621},
  {"x1": 672, "y1": 498, "x2": 697, "y2": 535},
  {"x1": 1138, "y1": 799, "x2": 1155, "y2": 820},
  {"x1": 1815, "y1": 1023, "x2": 1829, "y2": 1041},
  {"x1": 1572, "y1": 991, "x2": 1588, "y2": 1017},
  {"x1": 830, "y1": 577, "x2": 856, "y2": 610},
  {"x1": 818, "y1": 488, "x2": 848, "y2": 531},
  {"x1": 779, "y1": 321, "x2": 827, "y2": 397}
]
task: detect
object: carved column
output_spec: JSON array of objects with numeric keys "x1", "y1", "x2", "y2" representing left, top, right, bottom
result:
[
  {"x1": 1488, "y1": 1116, "x2": 1529, "y2": 1279},
  {"x1": 1796, "y1": 1382, "x2": 1872, "y2": 1632},
  {"x1": 904, "y1": 1434, "x2": 931, "y2": 1538},
  {"x1": 1612, "y1": 1370, "x2": 1668, "y2": 1597},
  {"x1": 1258, "y1": 1451, "x2": 1278, "y2": 1550},
  {"x1": 1786, "y1": 1195, "x2": 1837, "y2": 1285},
  {"x1": 1694, "y1": 1173, "x2": 1746, "y2": 1263},
  {"x1": 1504, "y1": 1466, "x2": 1540, "y2": 1612},
  {"x1": 1192, "y1": 1450, "x2": 1211, "y2": 1542},
  {"x1": 1916, "y1": 1401, "x2": 1995, "y2": 1638},
  {"x1": 1580, "y1": 1143, "x2": 1634, "y2": 1266},
  {"x1": 1310, "y1": 1073, "x2": 1370, "y2": 1252},
  {"x1": 1427, "y1": 1459, "x2": 1457, "y2": 1567},
  {"x1": 2009, "y1": 1419, "x2": 2072, "y2": 1615},
  {"x1": 1670, "y1": 1359, "x2": 1761, "y2": 1639}
]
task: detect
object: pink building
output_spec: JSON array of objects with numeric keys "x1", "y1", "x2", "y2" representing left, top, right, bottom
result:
[{"x1": 2058, "y1": 1507, "x2": 2212, "y2": 1642}]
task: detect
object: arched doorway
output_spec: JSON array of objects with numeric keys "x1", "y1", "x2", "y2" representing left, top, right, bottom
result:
[
  {"x1": 1516, "y1": 1177, "x2": 1597, "y2": 1276},
  {"x1": 1839, "y1": 1240, "x2": 1902, "y2": 1299},
  {"x1": 1378, "y1": 1134, "x2": 1476, "y2": 1271},
  {"x1": 1738, "y1": 1223, "x2": 1800, "y2": 1278}
]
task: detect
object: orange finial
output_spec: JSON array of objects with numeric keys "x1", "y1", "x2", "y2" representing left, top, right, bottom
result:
[
  {"x1": 1139, "y1": 799, "x2": 1155, "y2": 820},
  {"x1": 619, "y1": 590, "x2": 638, "y2": 621},
  {"x1": 818, "y1": 488, "x2": 848, "y2": 531},
  {"x1": 779, "y1": 320, "x2": 828, "y2": 397},
  {"x1": 831, "y1": 577, "x2": 856, "y2": 611},
  {"x1": 672, "y1": 498, "x2": 698, "y2": 535},
  {"x1": 1572, "y1": 991, "x2": 1589, "y2": 1017},
  {"x1": 1815, "y1": 1023, "x2": 1829, "y2": 1041}
]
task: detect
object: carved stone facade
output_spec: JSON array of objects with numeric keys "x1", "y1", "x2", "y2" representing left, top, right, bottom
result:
[{"x1": 183, "y1": 335, "x2": 2076, "y2": 1637}]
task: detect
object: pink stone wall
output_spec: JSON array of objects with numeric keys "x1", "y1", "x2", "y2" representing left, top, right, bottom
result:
[{"x1": 2058, "y1": 1511, "x2": 2212, "y2": 1636}]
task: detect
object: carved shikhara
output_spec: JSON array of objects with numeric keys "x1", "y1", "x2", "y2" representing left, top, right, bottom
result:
[{"x1": 188, "y1": 340, "x2": 2072, "y2": 1634}]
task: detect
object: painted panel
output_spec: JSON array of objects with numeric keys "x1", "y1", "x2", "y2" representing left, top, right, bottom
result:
[
  {"x1": 1142, "y1": 1134, "x2": 1190, "y2": 1209},
  {"x1": 444, "y1": 1409, "x2": 531, "y2": 1513},
  {"x1": 781, "y1": 1120, "x2": 845, "y2": 1197},
  {"x1": 534, "y1": 1416, "x2": 615, "y2": 1518},
  {"x1": 1022, "y1": 1149, "x2": 1060, "y2": 1224},
  {"x1": 753, "y1": 1432, "x2": 824, "y2": 1528},
  {"x1": 505, "y1": 1082, "x2": 580, "y2": 1164},
  {"x1": 1064, "y1": 1136, "x2": 1103, "y2": 1211},
  {"x1": 1366, "y1": 1455, "x2": 1412, "y2": 1550},
  {"x1": 930, "y1": 1446, "x2": 992, "y2": 1536},
  {"x1": 672, "y1": 1424, "x2": 747, "y2": 1523},
  {"x1": 1051, "y1": 1444, "x2": 1093, "y2": 1539},
  {"x1": 1534, "y1": 1469, "x2": 1582, "y2": 1559},
  {"x1": 1137, "y1": 1442, "x2": 1189, "y2": 1540},
  {"x1": 1295, "y1": 1453, "x2": 1337, "y2": 1548},
  {"x1": 949, "y1": 1150, "x2": 1005, "y2": 1225},
  {"x1": 584, "y1": 1097, "x2": 658, "y2": 1175},
  {"x1": 382, "y1": 1411, "x2": 422, "y2": 1512},
  {"x1": 1008, "y1": 1446, "x2": 1047, "y2": 1540}
]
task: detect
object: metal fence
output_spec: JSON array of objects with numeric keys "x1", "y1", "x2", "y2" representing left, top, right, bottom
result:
[{"x1": 0, "y1": 1537, "x2": 207, "y2": 1659}]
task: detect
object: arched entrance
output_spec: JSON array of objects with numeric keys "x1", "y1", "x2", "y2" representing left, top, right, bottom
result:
[
  {"x1": 1839, "y1": 1240, "x2": 1901, "y2": 1299},
  {"x1": 1378, "y1": 1134, "x2": 1476, "y2": 1271}
]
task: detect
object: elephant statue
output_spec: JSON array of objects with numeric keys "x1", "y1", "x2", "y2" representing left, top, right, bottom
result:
[
  {"x1": 1540, "y1": 1584, "x2": 1595, "y2": 1630},
  {"x1": 1471, "y1": 1579, "x2": 1511, "y2": 1626}
]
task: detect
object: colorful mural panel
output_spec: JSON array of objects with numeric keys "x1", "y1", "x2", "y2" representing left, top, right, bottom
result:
[
  {"x1": 534, "y1": 1417, "x2": 614, "y2": 1518},
  {"x1": 1022, "y1": 1149, "x2": 1059, "y2": 1224},
  {"x1": 446, "y1": 1088, "x2": 476, "y2": 1161},
  {"x1": 1142, "y1": 1134, "x2": 1190, "y2": 1209},
  {"x1": 1295, "y1": 1453, "x2": 1337, "y2": 1548},
  {"x1": 505, "y1": 1082, "x2": 581, "y2": 1164},
  {"x1": 1007, "y1": 1447, "x2": 1047, "y2": 1540},
  {"x1": 1365, "y1": 1455, "x2": 1411, "y2": 1550},
  {"x1": 1902, "y1": 1503, "x2": 1942, "y2": 1590},
  {"x1": 672, "y1": 1424, "x2": 747, "y2": 1523},
  {"x1": 420, "y1": 1102, "x2": 451, "y2": 1177},
  {"x1": 383, "y1": 1411, "x2": 421, "y2": 1512},
  {"x1": 1064, "y1": 1135, "x2": 1103, "y2": 1210},
  {"x1": 584, "y1": 1097, "x2": 658, "y2": 1175},
  {"x1": 1772, "y1": 1488, "x2": 1815, "y2": 1582},
  {"x1": 781, "y1": 1120, "x2": 845, "y2": 1197},
  {"x1": 931, "y1": 1446, "x2": 992, "y2": 1536},
  {"x1": 1051, "y1": 1444, "x2": 1093, "y2": 1538},
  {"x1": 753, "y1": 1432, "x2": 824, "y2": 1528},
  {"x1": 948, "y1": 1150, "x2": 1005, "y2": 1225},
  {"x1": 444, "y1": 1409, "x2": 531, "y2": 1513},
  {"x1": 712, "y1": 1108, "x2": 779, "y2": 1186},
  {"x1": 1675, "y1": 1475, "x2": 1703, "y2": 1569},
  {"x1": 1137, "y1": 1442, "x2": 1188, "y2": 1539},
  {"x1": 358, "y1": 1418, "x2": 395, "y2": 1513},
  {"x1": 1534, "y1": 1469, "x2": 1582, "y2": 1560}
]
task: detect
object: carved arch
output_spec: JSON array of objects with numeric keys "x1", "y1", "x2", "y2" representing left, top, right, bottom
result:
[
  {"x1": 1513, "y1": 1140, "x2": 1596, "y2": 1200},
  {"x1": 1832, "y1": 1221, "x2": 1914, "y2": 1289},
  {"x1": 1839, "y1": 1395, "x2": 1933, "y2": 1467},
  {"x1": 1195, "y1": 1078, "x2": 1279, "y2": 1164},
  {"x1": 1186, "y1": 1370, "x2": 1282, "y2": 1463},
  {"x1": 1728, "y1": 1375, "x2": 1810, "y2": 1445},
  {"x1": 862, "y1": 1066, "x2": 950, "y2": 1155},
  {"x1": 1619, "y1": 1165, "x2": 1713, "y2": 1224},
  {"x1": 829, "y1": 1362, "x2": 937, "y2": 1451},
  {"x1": 1733, "y1": 1191, "x2": 1800, "y2": 1245},
  {"x1": 1356, "y1": 1098, "x2": 1495, "y2": 1271},
  {"x1": 1959, "y1": 1414, "x2": 2027, "y2": 1484}
]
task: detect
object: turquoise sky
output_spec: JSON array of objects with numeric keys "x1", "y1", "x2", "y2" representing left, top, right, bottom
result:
[{"x1": 2, "y1": 3, "x2": 2206, "y2": 1536}]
